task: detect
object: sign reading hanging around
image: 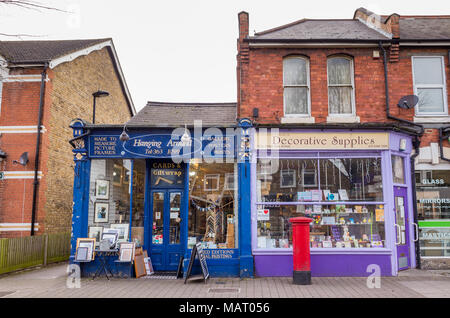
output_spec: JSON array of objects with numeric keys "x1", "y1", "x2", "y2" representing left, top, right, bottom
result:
[{"x1": 256, "y1": 132, "x2": 390, "y2": 150}]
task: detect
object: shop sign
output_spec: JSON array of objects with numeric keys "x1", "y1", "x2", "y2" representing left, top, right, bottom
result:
[
  {"x1": 150, "y1": 162, "x2": 184, "y2": 188},
  {"x1": 88, "y1": 133, "x2": 235, "y2": 159},
  {"x1": 256, "y1": 132, "x2": 389, "y2": 150},
  {"x1": 199, "y1": 249, "x2": 238, "y2": 260}
]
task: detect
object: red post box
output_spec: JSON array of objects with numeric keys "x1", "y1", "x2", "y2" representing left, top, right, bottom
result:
[{"x1": 289, "y1": 217, "x2": 313, "y2": 285}]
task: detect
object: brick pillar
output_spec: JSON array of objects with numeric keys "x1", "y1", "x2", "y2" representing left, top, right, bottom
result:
[{"x1": 237, "y1": 11, "x2": 249, "y2": 119}]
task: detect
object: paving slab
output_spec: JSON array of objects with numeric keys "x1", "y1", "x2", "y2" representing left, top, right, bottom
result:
[{"x1": 0, "y1": 263, "x2": 450, "y2": 298}]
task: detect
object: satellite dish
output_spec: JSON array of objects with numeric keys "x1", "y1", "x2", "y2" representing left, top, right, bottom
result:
[
  {"x1": 397, "y1": 95, "x2": 419, "y2": 109},
  {"x1": 13, "y1": 152, "x2": 29, "y2": 166}
]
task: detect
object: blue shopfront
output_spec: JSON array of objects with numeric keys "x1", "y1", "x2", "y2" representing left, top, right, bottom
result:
[{"x1": 69, "y1": 118, "x2": 253, "y2": 278}]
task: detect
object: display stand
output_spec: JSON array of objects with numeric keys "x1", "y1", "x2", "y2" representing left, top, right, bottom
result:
[
  {"x1": 92, "y1": 249, "x2": 118, "y2": 280},
  {"x1": 184, "y1": 243, "x2": 209, "y2": 284}
]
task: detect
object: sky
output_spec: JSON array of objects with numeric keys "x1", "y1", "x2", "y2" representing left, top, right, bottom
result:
[{"x1": 1, "y1": 0, "x2": 450, "y2": 112}]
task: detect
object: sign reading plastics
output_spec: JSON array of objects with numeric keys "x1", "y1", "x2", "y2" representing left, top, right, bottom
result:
[{"x1": 256, "y1": 132, "x2": 389, "y2": 150}]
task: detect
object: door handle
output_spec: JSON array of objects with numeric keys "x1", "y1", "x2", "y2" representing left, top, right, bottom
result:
[
  {"x1": 413, "y1": 223, "x2": 419, "y2": 242},
  {"x1": 394, "y1": 224, "x2": 401, "y2": 245}
]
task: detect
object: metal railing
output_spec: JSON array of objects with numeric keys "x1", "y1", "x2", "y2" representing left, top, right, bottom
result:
[{"x1": 0, "y1": 232, "x2": 71, "y2": 275}]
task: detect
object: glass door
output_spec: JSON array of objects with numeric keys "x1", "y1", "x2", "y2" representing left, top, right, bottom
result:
[
  {"x1": 394, "y1": 187, "x2": 410, "y2": 270},
  {"x1": 150, "y1": 190, "x2": 183, "y2": 272}
]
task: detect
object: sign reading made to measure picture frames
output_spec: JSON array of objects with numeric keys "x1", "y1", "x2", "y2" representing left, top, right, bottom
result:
[{"x1": 256, "y1": 132, "x2": 390, "y2": 150}]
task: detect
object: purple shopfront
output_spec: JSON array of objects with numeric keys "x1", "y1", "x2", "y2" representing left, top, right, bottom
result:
[{"x1": 251, "y1": 128, "x2": 418, "y2": 277}]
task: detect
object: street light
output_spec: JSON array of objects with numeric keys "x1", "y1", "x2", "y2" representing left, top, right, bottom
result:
[{"x1": 92, "y1": 90, "x2": 110, "y2": 124}]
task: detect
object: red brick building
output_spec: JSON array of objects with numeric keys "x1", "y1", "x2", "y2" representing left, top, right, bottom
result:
[
  {"x1": 237, "y1": 8, "x2": 450, "y2": 271},
  {"x1": 0, "y1": 39, "x2": 135, "y2": 238}
]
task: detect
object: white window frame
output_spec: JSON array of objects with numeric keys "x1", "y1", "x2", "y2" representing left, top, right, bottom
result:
[
  {"x1": 204, "y1": 174, "x2": 220, "y2": 191},
  {"x1": 412, "y1": 56, "x2": 448, "y2": 116},
  {"x1": 327, "y1": 56, "x2": 356, "y2": 117},
  {"x1": 280, "y1": 169, "x2": 296, "y2": 188},
  {"x1": 283, "y1": 56, "x2": 311, "y2": 117},
  {"x1": 0, "y1": 63, "x2": 8, "y2": 117}
]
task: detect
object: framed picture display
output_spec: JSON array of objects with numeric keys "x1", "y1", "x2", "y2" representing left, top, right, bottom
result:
[
  {"x1": 94, "y1": 202, "x2": 109, "y2": 223},
  {"x1": 88, "y1": 226, "x2": 103, "y2": 245},
  {"x1": 95, "y1": 180, "x2": 110, "y2": 200},
  {"x1": 119, "y1": 242, "x2": 135, "y2": 262},
  {"x1": 111, "y1": 224, "x2": 130, "y2": 242},
  {"x1": 280, "y1": 170, "x2": 296, "y2": 188},
  {"x1": 75, "y1": 238, "x2": 96, "y2": 261},
  {"x1": 123, "y1": 168, "x2": 131, "y2": 185},
  {"x1": 204, "y1": 174, "x2": 220, "y2": 191},
  {"x1": 113, "y1": 164, "x2": 123, "y2": 186},
  {"x1": 224, "y1": 173, "x2": 235, "y2": 190},
  {"x1": 101, "y1": 231, "x2": 118, "y2": 248}
]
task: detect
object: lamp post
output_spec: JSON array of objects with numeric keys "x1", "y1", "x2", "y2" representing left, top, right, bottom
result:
[{"x1": 92, "y1": 90, "x2": 110, "y2": 124}]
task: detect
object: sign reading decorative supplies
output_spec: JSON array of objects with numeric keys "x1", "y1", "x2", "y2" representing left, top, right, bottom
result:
[
  {"x1": 256, "y1": 132, "x2": 389, "y2": 150},
  {"x1": 257, "y1": 209, "x2": 270, "y2": 221}
]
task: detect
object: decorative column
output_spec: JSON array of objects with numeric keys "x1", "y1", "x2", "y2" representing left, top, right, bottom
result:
[
  {"x1": 69, "y1": 119, "x2": 91, "y2": 258},
  {"x1": 238, "y1": 118, "x2": 254, "y2": 278}
]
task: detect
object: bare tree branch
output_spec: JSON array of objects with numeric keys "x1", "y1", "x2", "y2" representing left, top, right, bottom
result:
[{"x1": 0, "y1": 0, "x2": 69, "y2": 13}]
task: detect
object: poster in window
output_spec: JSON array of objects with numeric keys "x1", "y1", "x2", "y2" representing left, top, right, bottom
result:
[{"x1": 280, "y1": 170, "x2": 296, "y2": 188}]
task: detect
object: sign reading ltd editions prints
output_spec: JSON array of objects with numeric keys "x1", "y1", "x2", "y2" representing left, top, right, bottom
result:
[{"x1": 256, "y1": 132, "x2": 390, "y2": 150}]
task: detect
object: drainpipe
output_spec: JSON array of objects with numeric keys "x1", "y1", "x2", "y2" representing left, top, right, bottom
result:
[
  {"x1": 31, "y1": 63, "x2": 49, "y2": 236},
  {"x1": 379, "y1": 42, "x2": 424, "y2": 269}
]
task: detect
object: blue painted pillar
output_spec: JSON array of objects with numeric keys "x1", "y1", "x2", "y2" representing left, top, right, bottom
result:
[
  {"x1": 69, "y1": 120, "x2": 91, "y2": 258},
  {"x1": 238, "y1": 119, "x2": 254, "y2": 278}
]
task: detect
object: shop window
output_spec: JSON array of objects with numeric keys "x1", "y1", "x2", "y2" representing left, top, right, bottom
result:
[
  {"x1": 419, "y1": 228, "x2": 450, "y2": 257},
  {"x1": 283, "y1": 56, "x2": 310, "y2": 116},
  {"x1": 188, "y1": 161, "x2": 238, "y2": 249},
  {"x1": 256, "y1": 157, "x2": 385, "y2": 249},
  {"x1": 392, "y1": 155, "x2": 405, "y2": 184},
  {"x1": 257, "y1": 204, "x2": 386, "y2": 249},
  {"x1": 416, "y1": 170, "x2": 450, "y2": 220},
  {"x1": 88, "y1": 159, "x2": 132, "y2": 245},
  {"x1": 412, "y1": 56, "x2": 448, "y2": 115},
  {"x1": 327, "y1": 56, "x2": 355, "y2": 116},
  {"x1": 257, "y1": 158, "x2": 383, "y2": 202}
]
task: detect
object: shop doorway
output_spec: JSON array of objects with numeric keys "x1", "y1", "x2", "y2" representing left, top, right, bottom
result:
[
  {"x1": 150, "y1": 190, "x2": 184, "y2": 272},
  {"x1": 394, "y1": 187, "x2": 410, "y2": 270}
]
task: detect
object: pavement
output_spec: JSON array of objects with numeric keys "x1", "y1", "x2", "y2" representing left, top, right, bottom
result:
[{"x1": 0, "y1": 262, "x2": 450, "y2": 298}]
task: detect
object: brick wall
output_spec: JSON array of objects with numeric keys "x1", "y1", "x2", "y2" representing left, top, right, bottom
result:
[
  {"x1": 0, "y1": 46, "x2": 132, "y2": 237},
  {"x1": 43, "y1": 47, "x2": 132, "y2": 234},
  {"x1": 239, "y1": 46, "x2": 450, "y2": 125}
]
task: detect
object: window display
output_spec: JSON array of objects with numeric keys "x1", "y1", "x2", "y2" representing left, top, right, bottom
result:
[
  {"x1": 256, "y1": 156, "x2": 385, "y2": 249},
  {"x1": 257, "y1": 158, "x2": 383, "y2": 202},
  {"x1": 257, "y1": 204, "x2": 385, "y2": 249},
  {"x1": 188, "y1": 161, "x2": 238, "y2": 249},
  {"x1": 89, "y1": 159, "x2": 132, "y2": 242},
  {"x1": 131, "y1": 160, "x2": 146, "y2": 246}
]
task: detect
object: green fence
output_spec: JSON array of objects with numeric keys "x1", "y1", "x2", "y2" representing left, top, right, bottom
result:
[{"x1": 0, "y1": 233, "x2": 71, "y2": 275}]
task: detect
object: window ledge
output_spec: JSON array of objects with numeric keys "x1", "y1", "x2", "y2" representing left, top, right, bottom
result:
[
  {"x1": 281, "y1": 116, "x2": 315, "y2": 124},
  {"x1": 326, "y1": 116, "x2": 360, "y2": 123},
  {"x1": 413, "y1": 116, "x2": 450, "y2": 123}
]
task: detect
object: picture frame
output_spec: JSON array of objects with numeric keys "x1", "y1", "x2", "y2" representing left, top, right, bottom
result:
[
  {"x1": 302, "y1": 169, "x2": 317, "y2": 187},
  {"x1": 119, "y1": 242, "x2": 135, "y2": 262},
  {"x1": 88, "y1": 226, "x2": 103, "y2": 245},
  {"x1": 224, "y1": 173, "x2": 235, "y2": 190},
  {"x1": 204, "y1": 174, "x2": 220, "y2": 191},
  {"x1": 123, "y1": 167, "x2": 131, "y2": 185},
  {"x1": 101, "y1": 231, "x2": 118, "y2": 248},
  {"x1": 95, "y1": 180, "x2": 110, "y2": 200},
  {"x1": 75, "y1": 238, "x2": 96, "y2": 261},
  {"x1": 280, "y1": 170, "x2": 296, "y2": 188},
  {"x1": 111, "y1": 223, "x2": 130, "y2": 242},
  {"x1": 113, "y1": 164, "x2": 123, "y2": 186},
  {"x1": 94, "y1": 202, "x2": 109, "y2": 223}
]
